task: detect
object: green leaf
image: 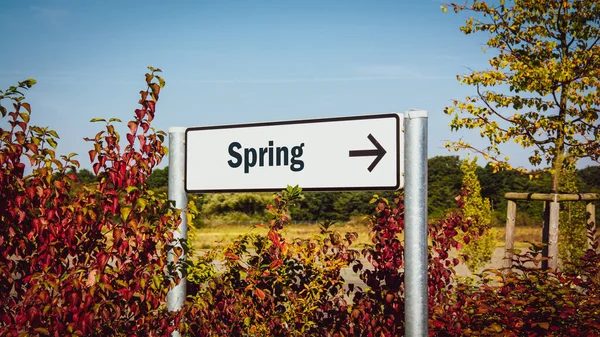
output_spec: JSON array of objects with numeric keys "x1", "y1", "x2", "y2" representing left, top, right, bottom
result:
[
  {"x1": 90, "y1": 118, "x2": 106, "y2": 123},
  {"x1": 22, "y1": 78, "x2": 37, "y2": 88},
  {"x1": 108, "y1": 117, "x2": 122, "y2": 123},
  {"x1": 47, "y1": 130, "x2": 59, "y2": 138},
  {"x1": 126, "y1": 186, "x2": 139, "y2": 194}
]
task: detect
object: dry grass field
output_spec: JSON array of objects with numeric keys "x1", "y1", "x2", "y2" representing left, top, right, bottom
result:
[{"x1": 189, "y1": 222, "x2": 545, "y2": 250}]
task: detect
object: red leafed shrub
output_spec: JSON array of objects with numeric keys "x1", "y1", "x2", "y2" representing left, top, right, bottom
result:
[
  {"x1": 343, "y1": 192, "x2": 479, "y2": 336},
  {"x1": 432, "y1": 224, "x2": 600, "y2": 337},
  {"x1": 184, "y1": 189, "x2": 480, "y2": 336},
  {"x1": 0, "y1": 68, "x2": 183, "y2": 336},
  {"x1": 183, "y1": 186, "x2": 356, "y2": 336}
]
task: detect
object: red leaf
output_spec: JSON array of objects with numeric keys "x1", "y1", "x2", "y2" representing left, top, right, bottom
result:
[
  {"x1": 113, "y1": 228, "x2": 123, "y2": 242},
  {"x1": 134, "y1": 109, "x2": 145, "y2": 120},
  {"x1": 268, "y1": 230, "x2": 281, "y2": 249},
  {"x1": 138, "y1": 135, "x2": 146, "y2": 149},
  {"x1": 270, "y1": 259, "x2": 283, "y2": 270},
  {"x1": 128, "y1": 121, "x2": 138, "y2": 135},
  {"x1": 146, "y1": 100, "x2": 155, "y2": 112},
  {"x1": 93, "y1": 163, "x2": 101, "y2": 175},
  {"x1": 224, "y1": 251, "x2": 239, "y2": 261},
  {"x1": 127, "y1": 133, "x2": 135, "y2": 145},
  {"x1": 26, "y1": 143, "x2": 38, "y2": 154},
  {"x1": 97, "y1": 252, "x2": 109, "y2": 270},
  {"x1": 53, "y1": 180, "x2": 64, "y2": 190},
  {"x1": 139, "y1": 90, "x2": 148, "y2": 102},
  {"x1": 254, "y1": 288, "x2": 265, "y2": 300}
]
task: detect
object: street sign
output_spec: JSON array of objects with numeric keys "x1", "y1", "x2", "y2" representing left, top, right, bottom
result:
[
  {"x1": 169, "y1": 110, "x2": 428, "y2": 336},
  {"x1": 185, "y1": 113, "x2": 404, "y2": 192}
]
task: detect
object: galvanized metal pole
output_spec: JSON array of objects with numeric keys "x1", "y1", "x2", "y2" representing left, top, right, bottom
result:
[
  {"x1": 167, "y1": 127, "x2": 188, "y2": 336},
  {"x1": 403, "y1": 110, "x2": 428, "y2": 337}
]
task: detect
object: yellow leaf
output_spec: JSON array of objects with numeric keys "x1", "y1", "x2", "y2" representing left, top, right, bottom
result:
[
  {"x1": 120, "y1": 207, "x2": 131, "y2": 222},
  {"x1": 34, "y1": 327, "x2": 50, "y2": 335}
]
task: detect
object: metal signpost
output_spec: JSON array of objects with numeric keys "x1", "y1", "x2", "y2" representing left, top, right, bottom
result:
[
  {"x1": 167, "y1": 111, "x2": 428, "y2": 337},
  {"x1": 403, "y1": 110, "x2": 429, "y2": 336}
]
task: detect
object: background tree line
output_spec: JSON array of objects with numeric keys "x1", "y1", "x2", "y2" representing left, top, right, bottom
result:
[{"x1": 74, "y1": 156, "x2": 600, "y2": 227}]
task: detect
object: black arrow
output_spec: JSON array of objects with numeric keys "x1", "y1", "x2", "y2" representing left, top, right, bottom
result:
[{"x1": 349, "y1": 134, "x2": 387, "y2": 172}]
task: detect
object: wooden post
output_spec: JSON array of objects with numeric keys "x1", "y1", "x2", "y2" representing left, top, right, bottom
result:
[
  {"x1": 542, "y1": 198, "x2": 560, "y2": 270},
  {"x1": 542, "y1": 201, "x2": 550, "y2": 270},
  {"x1": 548, "y1": 198, "x2": 560, "y2": 270},
  {"x1": 587, "y1": 202, "x2": 596, "y2": 250},
  {"x1": 504, "y1": 192, "x2": 599, "y2": 269},
  {"x1": 505, "y1": 200, "x2": 517, "y2": 269}
]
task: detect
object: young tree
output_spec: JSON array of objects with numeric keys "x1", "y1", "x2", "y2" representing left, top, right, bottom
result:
[
  {"x1": 460, "y1": 157, "x2": 495, "y2": 272},
  {"x1": 443, "y1": 0, "x2": 600, "y2": 193}
]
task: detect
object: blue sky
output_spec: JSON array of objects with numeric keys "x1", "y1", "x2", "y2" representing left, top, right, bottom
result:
[{"x1": 1, "y1": 0, "x2": 539, "y2": 171}]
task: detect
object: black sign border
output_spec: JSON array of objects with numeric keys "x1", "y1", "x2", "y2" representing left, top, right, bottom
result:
[{"x1": 184, "y1": 113, "x2": 401, "y2": 193}]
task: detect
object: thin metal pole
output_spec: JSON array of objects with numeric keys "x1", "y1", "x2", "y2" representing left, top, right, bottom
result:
[
  {"x1": 167, "y1": 127, "x2": 188, "y2": 336},
  {"x1": 403, "y1": 110, "x2": 428, "y2": 337}
]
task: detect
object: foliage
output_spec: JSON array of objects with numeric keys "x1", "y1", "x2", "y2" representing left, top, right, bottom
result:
[
  {"x1": 577, "y1": 165, "x2": 600, "y2": 225},
  {"x1": 345, "y1": 192, "x2": 479, "y2": 336},
  {"x1": 476, "y1": 163, "x2": 550, "y2": 225},
  {"x1": 558, "y1": 170, "x2": 588, "y2": 269},
  {"x1": 148, "y1": 159, "x2": 596, "y2": 226},
  {"x1": 443, "y1": 0, "x2": 600, "y2": 193},
  {"x1": 0, "y1": 68, "x2": 183, "y2": 336},
  {"x1": 184, "y1": 185, "x2": 600, "y2": 336},
  {"x1": 75, "y1": 168, "x2": 97, "y2": 184},
  {"x1": 147, "y1": 166, "x2": 168, "y2": 190},
  {"x1": 460, "y1": 157, "x2": 495, "y2": 273},
  {"x1": 185, "y1": 187, "x2": 481, "y2": 336},
  {"x1": 199, "y1": 192, "x2": 273, "y2": 225},
  {"x1": 578, "y1": 165, "x2": 600, "y2": 189},
  {"x1": 428, "y1": 156, "x2": 464, "y2": 219},
  {"x1": 434, "y1": 240, "x2": 600, "y2": 336},
  {"x1": 290, "y1": 191, "x2": 378, "y2": 222},
  {"x1": 183, "y1": 186, "x2": 356, "y2": 336}
]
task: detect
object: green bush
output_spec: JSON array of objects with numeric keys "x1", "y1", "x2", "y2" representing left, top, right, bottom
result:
[{"x1": 460, "y1": 158, "x2": 495, "y2": 273}]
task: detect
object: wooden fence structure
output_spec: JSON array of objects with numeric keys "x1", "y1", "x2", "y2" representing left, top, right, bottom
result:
[{"x1": 504, "y1": 192, "x2": 599, "y2": 270}]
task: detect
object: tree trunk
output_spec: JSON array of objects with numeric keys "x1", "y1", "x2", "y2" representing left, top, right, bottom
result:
[{"x1": 543, "y1": 76, "x2": 568, "y2": 269}]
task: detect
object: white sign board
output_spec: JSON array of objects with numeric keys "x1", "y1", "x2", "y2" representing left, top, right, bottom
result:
[{"x1": 185, "y1": 113, "x2": 404, "y2": 192}]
